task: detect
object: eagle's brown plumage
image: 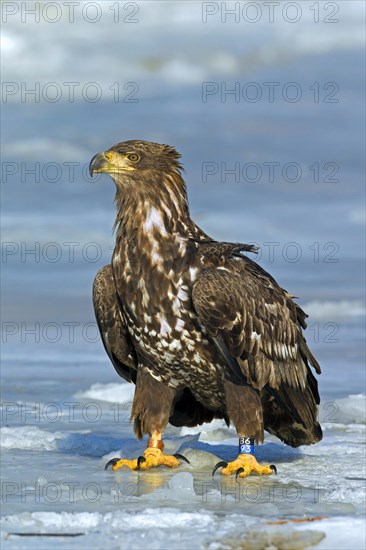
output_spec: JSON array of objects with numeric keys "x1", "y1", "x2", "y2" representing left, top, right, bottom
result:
[{"x1": 90, "y1": 140, "x2": 322, "y2": 453}]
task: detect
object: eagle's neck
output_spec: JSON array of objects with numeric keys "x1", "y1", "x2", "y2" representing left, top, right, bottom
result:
[
  {"x1": 111, "y1": 172, "x2": 206, "y2": 319},
  {"x1": 113, "y1": 171, "x2": 206, "y2": 242}
]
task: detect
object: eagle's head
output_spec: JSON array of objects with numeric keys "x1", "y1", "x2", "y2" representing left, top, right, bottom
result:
[
  {"x1": 89, "y1": 139, "x2": 190, "y2": 231},
  {"x1": 89, "y1": 140, "x2": 183, "y2": 183}
]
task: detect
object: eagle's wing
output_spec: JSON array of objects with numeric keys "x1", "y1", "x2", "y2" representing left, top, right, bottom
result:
[
  {"x1": 192, "y1": 255, "x2": 320, "y2": 392},
  {"x1": 192, "y1": 254, "x2": 322, "y2": 444},
  {"x1": 93, "y1": 265, "x2": 137, "y2": 383}
]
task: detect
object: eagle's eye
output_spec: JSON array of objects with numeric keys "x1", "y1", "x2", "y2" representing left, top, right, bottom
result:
[{"x1": 126, "y1": 153, "x2": 140, "y2": 162}]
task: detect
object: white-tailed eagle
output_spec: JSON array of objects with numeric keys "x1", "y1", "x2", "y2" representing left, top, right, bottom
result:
[{"x1": 89, "y1": 140, "x2": 322, "y2": 478}]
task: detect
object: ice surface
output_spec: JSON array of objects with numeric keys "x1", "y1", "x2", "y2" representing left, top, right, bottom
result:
[
  {"x1": 2, "y1": 511, "x2": 365, "y2": 550},
  {"x1": 2, "y1": 386, "x2": 365, "y2": 550}
]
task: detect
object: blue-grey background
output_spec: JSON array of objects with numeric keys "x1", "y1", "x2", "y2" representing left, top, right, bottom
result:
[{"x1": 1, "y1": 1, "x2": 365, "y2": 548}]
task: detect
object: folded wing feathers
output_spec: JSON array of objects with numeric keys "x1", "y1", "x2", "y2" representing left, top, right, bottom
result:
[{"x1": 193, "y1": 257, "x2": 317, "y2": 392}]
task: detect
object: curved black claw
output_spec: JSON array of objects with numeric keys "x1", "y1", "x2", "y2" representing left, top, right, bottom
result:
[
  {"x1": 137, "y1": 456, "x2": 146, "y2": 470},
  {"x1": 235, "y1": 467, "x2": 245, "y2": 480},
  {"x1": 212, "y1": 461, "x2": 228, "y2": 477},
  {"x1": 105, "y1": 458, "x2": 120, "y2": 471},
  {"x1": 270, "y1": 464, "x2": 277, "y2": 475},
  {"x1": 173, "y1": 453, "x2": 190, "y2": 465}
]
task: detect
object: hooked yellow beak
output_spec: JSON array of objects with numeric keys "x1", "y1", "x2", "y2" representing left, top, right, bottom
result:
[{"x1": 89, "y1": 151, "x2": 135, "y2": 176}]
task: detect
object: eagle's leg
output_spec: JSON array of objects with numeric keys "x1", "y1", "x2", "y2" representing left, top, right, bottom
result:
[
  {"x1": 213, "y1": 381, "x2": 276, "y2": 478},
  {"x1": 105, "y1": 367, "x2": 189, "y2": 472}
]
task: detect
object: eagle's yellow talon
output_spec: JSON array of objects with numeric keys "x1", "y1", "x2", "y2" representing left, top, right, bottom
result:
[
  {"x1": 213, "y1": 454, "x2": 276, "y2": 478},
  {"x1": 105, "y1": 447, "x2": 188, "y2": 472},
  {"x1": 104, "y1": 457, "x2": 139, "y2": 471}
]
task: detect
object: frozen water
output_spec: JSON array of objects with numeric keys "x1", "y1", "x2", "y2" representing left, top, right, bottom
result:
[{"x1": 2, "y1": 385, "x2": 365, "y2": 547}]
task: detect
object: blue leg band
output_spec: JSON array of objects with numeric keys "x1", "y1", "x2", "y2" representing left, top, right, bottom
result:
[{"x1": 239, "y1": 437, "x2": 254, "y2": 454}]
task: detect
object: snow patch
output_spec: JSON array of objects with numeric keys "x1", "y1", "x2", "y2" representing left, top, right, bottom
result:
[
  {"x1": 74, "y1": 382, "x2": 134, "y2": 404},
  {"x1": 331, "y1": 394, "x2": 366, "y2": 425},
  {"x1": 180, "y1": 418, "x2": 235, "y2": 441},
  {"x1": 303, "y1": 300, "x2": 365, "y2": 321},
  {"x1": 0, "y1": 426, "x2": 65, "y2": 451}
]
